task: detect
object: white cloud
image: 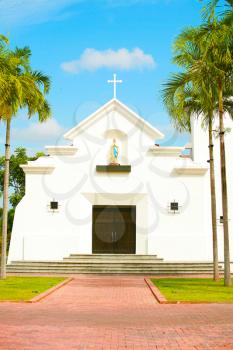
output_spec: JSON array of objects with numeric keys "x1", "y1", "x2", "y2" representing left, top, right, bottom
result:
[
  {"x1": 12, "y1": 119, "x2": 66, "y2": 144},
  {"x1": 61, "y1": 48, "x2": 156, "y2": 73}
]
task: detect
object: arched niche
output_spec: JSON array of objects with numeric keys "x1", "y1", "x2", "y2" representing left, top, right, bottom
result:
[{"x1": 103, "y1": 129, "x2": 128, "y2": 165}]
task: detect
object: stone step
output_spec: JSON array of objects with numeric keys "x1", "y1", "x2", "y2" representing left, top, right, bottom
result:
[
  {"x1": 7, "y1": 269, "x2": 221, "y2": 275},
  {"x1": 67, "y1": 254, "x2": 159, "y2": 259},
  {"x1": 7, "y1": 253, "x2": 224, "y2": 275},
  {"x1": 9, "y1": 260, "x2": 221, "y2": 265},
  {"x1": 8, "y1": 261, "x2": 221, "y2": 268},
  {"x1": 63, "y1": 258, "x2": 164, "y2": 263},
  {"x1": 6, "y1": 264, "x2": 219, "y2": 269},
  {"x1": 7, "y1": 265, "x2": 223, "y2": 273},
  {"x1": 64, "y1": 256, "x2": 162, "y2": 262},
  {"x1": 7, "y1": 264, "x2": 221, "y2": 269}
]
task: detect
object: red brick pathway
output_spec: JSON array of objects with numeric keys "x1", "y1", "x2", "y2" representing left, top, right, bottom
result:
[{"x1": 0, "y1": 276, "x2": 233, "y2": 350}]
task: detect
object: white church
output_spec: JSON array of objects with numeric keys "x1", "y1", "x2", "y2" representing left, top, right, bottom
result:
[{"x1": 7, "y1": 76, "x2": 233, "y2": 273}]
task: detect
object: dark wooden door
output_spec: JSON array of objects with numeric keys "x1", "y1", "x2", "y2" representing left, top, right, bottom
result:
[{"x1": 92, "y1": 206, "x2": 136, "y2": 254}]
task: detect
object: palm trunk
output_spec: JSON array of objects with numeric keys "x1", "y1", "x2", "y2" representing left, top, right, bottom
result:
[
  {"x1": 218, "y1": 82, "x2": 231, "y2": 286},
  {"x1": 208, "y1": 117, "x2": 219, "y2": 281},
  {"x1": 0, "y1": 118, "x2": 11, "y2": 279}
]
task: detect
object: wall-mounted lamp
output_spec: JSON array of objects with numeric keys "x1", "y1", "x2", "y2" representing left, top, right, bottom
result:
[
  {"x1": 168, "y1": 200, "x2": 180, "y2": 214},
  {"x1": 50, "y1": 201, "x2": 58, "y2": 210},
  {"x1": 47, "y1": 199, "x2": 60, "y2": 213}
]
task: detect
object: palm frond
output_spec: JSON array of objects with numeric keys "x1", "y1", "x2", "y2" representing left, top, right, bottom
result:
[{"x1": 0, "y1": 44, "x2": 51, "y2": 123}]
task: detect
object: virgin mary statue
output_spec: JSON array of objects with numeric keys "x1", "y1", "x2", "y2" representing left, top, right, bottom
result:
[{"x1": 110, "y1": 139, "x2": 119, "y2": 165}]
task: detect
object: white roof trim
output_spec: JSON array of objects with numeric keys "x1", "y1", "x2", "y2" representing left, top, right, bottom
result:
[
  {"x1": 21, "y1": 165, "x2": 55, "y2": 174},
  {"x1": 64, "y1": 98, "x2": 164, "y2": 141},
  {"x1": 45, "y1": 146, "x2": 78, "y2": 156},
  {"x1": 150, "y1": 146, "x2": 184, "y2": 157},
  {"x1": 174, "y1": 167, "x2": 208, "y2": 175}
]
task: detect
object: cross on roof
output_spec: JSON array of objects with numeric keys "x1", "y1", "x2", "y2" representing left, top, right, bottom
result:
[{"x1": 107, "y1": 73, "x2": 123, "y2": 99}]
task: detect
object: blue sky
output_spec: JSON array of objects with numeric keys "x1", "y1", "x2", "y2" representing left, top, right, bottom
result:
[{"x1": 0, "y1": 0, "x2": 211, "y2": 153}]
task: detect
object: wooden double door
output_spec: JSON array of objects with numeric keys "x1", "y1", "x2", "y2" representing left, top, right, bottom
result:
[{"x1": 92, "y1": 206, "x2": 136, "y2": 254}]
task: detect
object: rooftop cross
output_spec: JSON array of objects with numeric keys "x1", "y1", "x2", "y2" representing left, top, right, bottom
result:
[{"x1": 107, "y1": 73, "x2": 123, "y2": 99}]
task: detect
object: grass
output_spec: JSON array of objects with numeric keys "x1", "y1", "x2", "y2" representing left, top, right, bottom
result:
[
  {"x1": 0, "y1": 276, "x2": 65, "y2": 301},
  {"x1": 151, "y1": 278, "x2": 233, "y2": 303}
]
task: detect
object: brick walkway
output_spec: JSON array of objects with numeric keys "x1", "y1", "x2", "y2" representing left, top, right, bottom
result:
[{"x1": 0, "y1": 276, "x2": 233, "y2": 350}]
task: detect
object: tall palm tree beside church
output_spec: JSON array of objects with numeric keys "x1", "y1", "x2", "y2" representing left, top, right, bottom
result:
[
  {"x1": 162, "y1": 73, "x2": 228, "y2": 281},
  {"x1": 163, "y1": 0, "x2": 233, "y2": 285},
  {"x1": 0, "y1": 39, "x2": 51, "y2": 279},
  {"x1": 184, "y1": 14, "x2": 233, "y2": 287},
  {"x1": 204, "y1": 14, "x2": 233, "y2": 286}
]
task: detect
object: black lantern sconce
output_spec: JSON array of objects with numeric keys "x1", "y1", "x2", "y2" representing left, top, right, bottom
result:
[
  {"x1": 47, "y1": 199, "x2": 60, "y2": 213},
  {"x1": 168, "y1": 200, "x2": 180, "y2": 214},
  {"x1": 50, "y1": 201, "x2": 58, "y2": 210}
]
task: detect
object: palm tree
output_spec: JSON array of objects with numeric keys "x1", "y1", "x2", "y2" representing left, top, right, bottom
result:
[
  {"x1": 191, "y1": 22, "x2": 233, "y2": 286},
  {"x1": 162, "y1": 73, "x2": 226, "y2": 281},
  {"x1": 0, "y1": 42, "x2": 51, "y2": 279},
  {"x1": 163, "y1": 67, "x2": 233, "y2": 281},
  {"x1": 202, "y1": 0, "x2": 233, "y2": 289},
  {"x1": 167, "y1": 5, "x2": 233, "y2": 285}
]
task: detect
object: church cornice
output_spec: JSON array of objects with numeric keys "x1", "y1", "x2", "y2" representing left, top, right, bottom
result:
[
  {"x1": 174, "y1": 167, "x2": 208, "y2": 175},
  {"x1": 149, "y1": 146, "x2": 184, "y2": 157},
  {"x1": 45, "y1": 146, "x2": 78, "y2": 156},
  {"x1": 20, "y1": 165, "x2": 55, "y2": 174}
]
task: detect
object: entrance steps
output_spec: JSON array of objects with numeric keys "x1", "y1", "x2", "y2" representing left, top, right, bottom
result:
[{"x1": 7, "y1": 254, "x2": 224, "y2": 275}]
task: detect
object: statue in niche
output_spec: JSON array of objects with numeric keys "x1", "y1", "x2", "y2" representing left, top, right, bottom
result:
[{"x1": 110, "y1": 139, "x2": 120, "y2": 165}]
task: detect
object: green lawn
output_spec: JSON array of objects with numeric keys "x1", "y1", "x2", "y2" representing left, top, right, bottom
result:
[
  {"x1": 0, "y1": 277, "x2": 65, "y2": 301},
  {"x1": 151, "y1": 278, "x2": 233, "y2": 303}
]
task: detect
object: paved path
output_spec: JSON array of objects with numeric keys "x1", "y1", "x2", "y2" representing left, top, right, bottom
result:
[{"x1": 0, "y1": 276, "x2": 233, "y2": 350}]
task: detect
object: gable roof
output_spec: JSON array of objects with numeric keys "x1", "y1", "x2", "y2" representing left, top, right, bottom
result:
[{"x1": 64, "y1": 98, "x2": 164, "y2": 141}]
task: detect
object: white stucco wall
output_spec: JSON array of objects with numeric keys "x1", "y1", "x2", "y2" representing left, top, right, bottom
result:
[{"x1": 7, "y1": 99, "x2": 233, "y2": 268}]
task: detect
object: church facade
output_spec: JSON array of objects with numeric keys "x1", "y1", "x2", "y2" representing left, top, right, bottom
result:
[{"x1": 8, "y1": 98, "x2": 233, "y2": 267}]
